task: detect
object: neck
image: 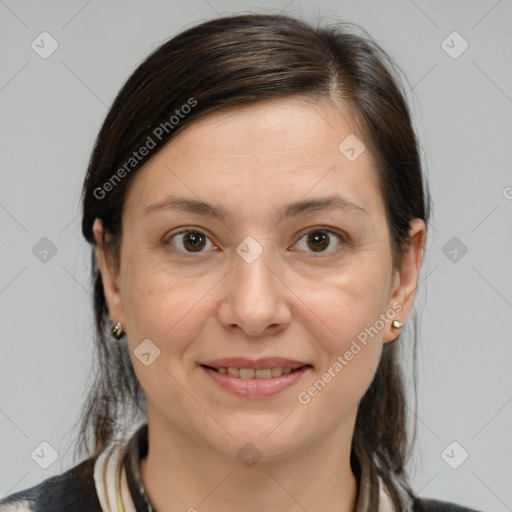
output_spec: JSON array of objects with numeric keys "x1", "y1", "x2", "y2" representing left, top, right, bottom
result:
[{"x1": 139, "y1": 413, "x2": 359, "y2": 512}]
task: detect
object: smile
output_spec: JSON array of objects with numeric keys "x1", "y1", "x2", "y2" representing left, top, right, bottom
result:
[
  {"x1": 207, "y1": 366, "x2": 305, "y2": 378},
  {"x1": 200, "y1": 364, "x2": 312, "y2": 399}
]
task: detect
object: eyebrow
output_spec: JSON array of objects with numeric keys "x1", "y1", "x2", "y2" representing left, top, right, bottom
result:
[{"x1": 142, "y1": 194, "x2": 368, "y2": 221}]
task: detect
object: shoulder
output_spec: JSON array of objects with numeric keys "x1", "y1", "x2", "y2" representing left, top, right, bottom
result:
[
  {"x1": 412, "y1": 497, "x2": 483, "y2": 512},
  {"x1": 0, "y1": 456, "x2": 102, "y2": 512}
]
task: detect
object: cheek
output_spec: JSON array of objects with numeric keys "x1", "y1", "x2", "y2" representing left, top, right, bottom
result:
[
  {"x1": 119, "y1": 247, "x2": 228, "y2": 384},
  {"x1": 122, "y1": 262, "x2": 212, "y2": 348},
  {"x1": 297, "y1": 255, "x2": 391, "y2": 409},
  {"x1": 296, "y1": 269, "x2": 388, "y2": 418},
  {"x1": 296, "y1": 344, "x2": 381, "y2": 435},
  {"x1": 120, "y1": 261, "x2": 216, "y2": 409},
  {"x1": 307, "y1": 255, "x2": 392, "y2": 352}
]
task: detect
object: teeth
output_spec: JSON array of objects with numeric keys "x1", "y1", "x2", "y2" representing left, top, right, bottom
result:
[
  {"x1": 215, "y1": 367, "x2": 300, "y2": 379},
  {"x1": 227, "y1": 367, "x2": 239, "y2": 377},
  {"x1": 270, "y1": 367, "x2": 283, "y2": 377},
  {"x1": 255, "y1": 368, "x2": 272, "y2": 379},
  {"x1": 239, "y1": 368, "x2": 255, "y2": 379}
]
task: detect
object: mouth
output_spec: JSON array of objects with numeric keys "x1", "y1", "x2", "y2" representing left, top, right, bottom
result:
[
  {"x1": 199, "y1": 361, "x2": 313, "y2": 399},
  {"x1": 201, "y1": 365, "x2": 312, "y2": 379}
]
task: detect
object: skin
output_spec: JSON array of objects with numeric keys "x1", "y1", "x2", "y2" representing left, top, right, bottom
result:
[{"x1": 93, "y1": 97, "x2": 426, "y2": 512}]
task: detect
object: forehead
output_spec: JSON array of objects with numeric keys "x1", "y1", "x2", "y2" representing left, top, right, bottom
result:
[
  {"x1": 123, "y1": 97, "x2": 383, "y2": 220},
  {"x1": 168, "y1": 97, "x2": 367, "y2": 164}
]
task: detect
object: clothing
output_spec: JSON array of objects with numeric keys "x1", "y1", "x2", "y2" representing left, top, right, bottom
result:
[{"x1": 0, "y1": 424, "x2": 481, "y2": 512}]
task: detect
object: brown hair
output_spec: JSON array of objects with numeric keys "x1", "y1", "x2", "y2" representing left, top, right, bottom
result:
[{"x1": 76, "y1": 13, "x2": 430, "y2": 510}]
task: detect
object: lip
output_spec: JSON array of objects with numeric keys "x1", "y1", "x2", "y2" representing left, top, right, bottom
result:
[
  {"x1": 200, "y1": 357, "x2": 309, "y2": 370},
  {"x1": 200, "y1": 363, "x2": 312, "y2": 399}
]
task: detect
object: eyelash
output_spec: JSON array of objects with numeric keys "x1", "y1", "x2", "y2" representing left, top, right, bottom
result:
[{"x1": 163, "y1": 226, "x2": 348, "y2": 258}]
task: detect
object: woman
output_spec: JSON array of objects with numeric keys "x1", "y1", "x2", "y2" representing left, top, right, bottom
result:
[{"x1": 0, "y1": 13, "x2": 482, "y2": 512}]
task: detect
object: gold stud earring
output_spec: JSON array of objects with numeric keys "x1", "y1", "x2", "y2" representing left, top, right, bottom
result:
[
  {"x1": 111, "y1": 321, "x2": 124, "y2": 339},
  {"x1": 391, "y1": 320, "x2": 403, "y2": 329}
]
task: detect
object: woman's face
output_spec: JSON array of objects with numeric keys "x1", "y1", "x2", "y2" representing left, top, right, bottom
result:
[{"x1": 95, "y1": 97, "x2": 424, "y2": 461}]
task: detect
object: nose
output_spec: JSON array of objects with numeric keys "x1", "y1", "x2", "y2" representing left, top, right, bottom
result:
[{"x1": 217, "y1": 248, "x2": 292, "y2": 337}]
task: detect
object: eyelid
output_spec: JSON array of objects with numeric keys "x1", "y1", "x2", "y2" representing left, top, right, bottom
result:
[{"x1": 296, "y1": 225, "x2": 347, "y2": 242}]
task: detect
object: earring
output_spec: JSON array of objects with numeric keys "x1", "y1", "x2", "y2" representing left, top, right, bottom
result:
[
  {"x1": 111, "y1": 321, "x2": 124, "y2": 339},
  {"x1": 391, "y1": 320, "x2": 403, "y2": 329}
]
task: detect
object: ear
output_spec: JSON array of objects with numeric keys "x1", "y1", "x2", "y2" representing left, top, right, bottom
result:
[
  {"x1": 383, "y1": 218, "x2": 426, "y2": 343},
  {"x1": 92, "y1": 218, "x2": 125, "y2": 328}
]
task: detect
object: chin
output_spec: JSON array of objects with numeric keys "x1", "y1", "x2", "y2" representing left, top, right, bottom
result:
[{"x1": 206, "y1": 414, "x2": 308, "y2": 459}]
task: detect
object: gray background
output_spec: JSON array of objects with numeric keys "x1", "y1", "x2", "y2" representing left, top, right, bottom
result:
[{"x1": 1, "y1": 0, "x2": 511, "y2": 510}]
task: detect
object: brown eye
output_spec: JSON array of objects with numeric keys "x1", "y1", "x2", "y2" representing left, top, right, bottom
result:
[
  {"x1": 295, "y1": 229, "x2": 344, "y2": 255},
  {"x1": 307, "y1": 231, "x2": 330, "y2": 251},
  {"x1": 167, "y1": 230, "x2": 214, "y2": 253}
]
